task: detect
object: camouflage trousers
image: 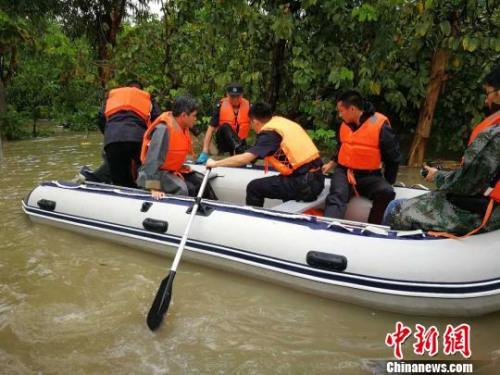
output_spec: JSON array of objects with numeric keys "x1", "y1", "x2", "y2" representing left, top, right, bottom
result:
[{"x1": 387, "y1": 191, "x2": 500, "y2": 235}]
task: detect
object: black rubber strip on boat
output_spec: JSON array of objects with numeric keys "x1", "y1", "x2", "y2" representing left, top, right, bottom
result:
[
  {"x1": 37, "y1": 199, "x2": 56, "y2": 211},
  {"x1": 307, "y1": 251, "x2": 347, "y2": 272},
  {"x1": 142, "y1": 218, "x2": 168, "y2": 233}
]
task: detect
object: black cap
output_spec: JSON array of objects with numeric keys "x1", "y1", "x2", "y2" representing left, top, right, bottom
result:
[{"x1": 226, "y1": 82, "x2": 243, "y2": 96}]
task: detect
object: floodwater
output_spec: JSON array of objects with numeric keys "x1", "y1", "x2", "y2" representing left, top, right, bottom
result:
[{"x1": 0, "y1": 132, "x2": 499, "y2": 374}]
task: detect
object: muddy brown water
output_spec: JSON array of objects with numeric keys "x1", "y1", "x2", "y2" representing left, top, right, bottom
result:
[{"x1": 1, "y1": 133, "x2": 499, "y2": 374}]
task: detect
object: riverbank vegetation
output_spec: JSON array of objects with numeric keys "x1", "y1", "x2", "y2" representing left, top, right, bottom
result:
[{"x1": 0, "y1": 0, "x2": 498, "y2": 164}]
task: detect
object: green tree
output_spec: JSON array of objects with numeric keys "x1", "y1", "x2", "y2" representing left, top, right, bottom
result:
[
  {"x1": 60, "y1": 0, "x2": 154, "y2": 86},
  {"x1": 6, "y1": 23, "x2": 100, "y2": 137},
  {"x1": 403, "y1": 0, "x2": 500, "y2": 165},
  {"x1": 0, "y1": 0, "x2": 60, "y2": 150}
]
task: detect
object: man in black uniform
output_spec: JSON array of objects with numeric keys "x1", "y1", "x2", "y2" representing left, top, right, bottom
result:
[
  {"x1": 196, "y1": 83, "x2": 250, "y2": 164},
  {"x1": 206, "y1": 102, "x2": 324, "y2": 207},
  {"x1": 97, "y1": 81, "x2": 161, "y2": 187},
  {"x1": 322, "y1": 90, "x2": 401, "y2": 224}
]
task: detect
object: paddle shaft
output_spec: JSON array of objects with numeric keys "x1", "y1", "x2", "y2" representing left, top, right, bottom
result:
[
  {"x1": 170, "y1": 169, "x2": 211, "y2": 271},
  {"x1": 146, "y1": 168, "x2": 212, "y2": 331}
]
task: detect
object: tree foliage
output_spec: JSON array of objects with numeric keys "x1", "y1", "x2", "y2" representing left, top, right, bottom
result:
[
  {"x1": 60, "y1": 0, "x2": 153, "y2": 85},
  {"x1": 1, "y1": 0, "x2": 499, "y2": 163}
]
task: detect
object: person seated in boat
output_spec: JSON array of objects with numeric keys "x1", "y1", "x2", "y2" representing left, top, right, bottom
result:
[
  {"x1": 205, "y1": 102, "x2": 325, "y2": 207},
  {"x1": 98, "y1": 80, "x2": 161, "y2": 187},
  {"x1": 196, "y1": 83, "x2": 250, "y2": 164},
  {"x1": 136, "y1": 95, "x2": 217, "y2": 200},
  {"x1": 321, "y1": 90, "x2": 401, "y2": 224},
  {"x1": 384, "y1": 66, "x2": 500, "y2": 237}
]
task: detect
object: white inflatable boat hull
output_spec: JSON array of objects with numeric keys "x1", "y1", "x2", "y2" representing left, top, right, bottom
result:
[{"x1": 22, "y1": 164, "x2": 500, "y2": 317}]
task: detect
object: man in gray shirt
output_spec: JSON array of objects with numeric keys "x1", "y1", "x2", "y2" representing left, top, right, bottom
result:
[{"x1": 137, "y1": 95, "x2": 217, "y2": 200}]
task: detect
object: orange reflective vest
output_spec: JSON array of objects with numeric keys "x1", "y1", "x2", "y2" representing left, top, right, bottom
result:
[
  {"x1": 260, "y1": 116, "x2": 320, "y2": 176},
  {"x1": 218, "y1": 97, "x2": 250, "y2": 139},
  {"x1": 140, "y1": 112, "x2": 193, "y2": 172},
  {"x1": 337, "y1": 112, "x2": 390, "y2": 170},
  {"x1": 104, "y1": 87, "x2": 152, "y2": 123},
  {"x1": 467, "y1": 111, "x2": 500, "y2": 203}
]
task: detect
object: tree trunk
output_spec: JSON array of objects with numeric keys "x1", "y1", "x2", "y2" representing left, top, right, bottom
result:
[
  {"x1": 162, "y1": 1, "x2": 180, "y2": 90},
  {"x1": 267, "y1": 0, "x2": 301, "y2": 111},
  {"x1": 268, "y1": 38, "x2": 286, "y2": 111},
  {"x1": 407, "y1": 49, "x2": 449, "y2": 166},
  {"x1": 97, "y1": 0, "x2": 127, "y2": 87},
  {"x1": 97, "y1": 43, "x2": 113, "y2": 87}
]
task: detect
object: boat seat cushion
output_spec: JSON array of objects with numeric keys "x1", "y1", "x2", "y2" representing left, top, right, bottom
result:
[{"x1": 272, "y1": 188, "x2": 329, "y2": 214}]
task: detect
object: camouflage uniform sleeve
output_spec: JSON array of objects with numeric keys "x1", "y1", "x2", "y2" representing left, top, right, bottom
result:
[{"x1": 434, "y1": 125, "x2": 500, "y2": 195}]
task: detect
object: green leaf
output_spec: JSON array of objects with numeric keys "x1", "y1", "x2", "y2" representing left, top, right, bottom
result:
[
  {"x1": 339, "y1": 67, "x2": 354, "y2": 81},
  {"x1": 351, "y1": 4, "x2": 378, "y2": 22},
  {"x1": 462, "y1": 36, "x2": 479, "y2": 52},
  {"x1": 439, "y1": 21, "x2": 451, "y2": 36},
  {"x1": 416, "y1": 21, "x2": 431, "y2": 37},
  {"x1": 369, "y1": 81, "x2": 381, "y2": 95}
]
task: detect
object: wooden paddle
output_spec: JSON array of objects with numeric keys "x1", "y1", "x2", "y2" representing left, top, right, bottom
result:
[{"x1": 146, "y1": 168, "x2": 212, "y2": 331}]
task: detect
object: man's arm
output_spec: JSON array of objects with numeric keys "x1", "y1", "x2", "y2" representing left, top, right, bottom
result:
[
  {"x1": 206, "y1": 152, "x2": 257, "y2": 168},
  {"x1": 209, "y1": 104, "x2": 220, "y2": 127},
  {"x1": 137, "y1": 124, "x2": 169, "y2": 190},
  {"x1": 379, "y1": 123, "x2": 401, "y2": 184},
  {"x1": 206, "y1": 131, "x2": 281, "y2": 169},
  {"x1": 433, "y1": 126, "x2": 500, "y2": 194},
  {"x1": 150, "y1": 99, "x2": 162, "y2": 122},
  {"x1": 202, "y1": 125, "x2": 216, "y2": 153},
  {"x1": 197, "y1": 105, "x2": 221, "y2": 161}
]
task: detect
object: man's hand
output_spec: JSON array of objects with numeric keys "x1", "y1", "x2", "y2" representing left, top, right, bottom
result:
[
  {"x1": 423, "y1": 165, "x2": 438, "y2": 182},
  {"x1": 206, "y1": 158, "x2": 218, "y2": 169},
  {"x1": 196, "y1": 151, "x2": 209, "y2": 164},
  {"x1": 151, "y1": 189, "x2": 166, "y2": 200},
  {"x1": 322, "y1": 160, "x2": 336, "y2": 174}
]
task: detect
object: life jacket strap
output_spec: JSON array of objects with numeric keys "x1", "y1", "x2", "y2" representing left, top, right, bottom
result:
[{"x1": 347, "y1": 168, "x2": 360, "y2": 197}]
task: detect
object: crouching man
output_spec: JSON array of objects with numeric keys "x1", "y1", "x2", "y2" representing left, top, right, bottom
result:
[{"x1": 137, "y1": 95, "x2": 216, "y2": 200}]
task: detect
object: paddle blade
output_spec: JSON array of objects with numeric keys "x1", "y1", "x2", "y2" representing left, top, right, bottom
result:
[{"x1": 146, "y1": 270, "x2": 176, "y2": 331}]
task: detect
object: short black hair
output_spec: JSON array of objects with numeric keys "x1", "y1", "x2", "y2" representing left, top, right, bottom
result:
[
  {"x1": 127, "y1": 80, "x2": 143, "y2": 89},
  {"x1": 249, "y1": 102, "x2": 273, "y2": 121},
  {"x1": 172, "y1": 95, "x2": 198, "y2": 117},
  {"x1": 484, "y1": 66, "x2": 500, "y2": 90},
  {"x1": 336, "y1": 90, "x2": 364, "y2": 110}
]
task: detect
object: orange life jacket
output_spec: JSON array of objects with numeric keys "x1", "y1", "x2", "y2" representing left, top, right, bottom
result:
[
  {"x1": 260, "y1": 116, "x2": 320, "y2": 176},
  {"x1": 140, "y1": 112, "x2": 193, "y2": 172},
  {"x1": 467, "y1": 111, "x2": 500, "y2": 146},
  {"x1": 218, "y1": 97, "x2": 250, "y2": 139},
  {"x1": 338, "y1": 112, "x2": 389, "y2": 170},
  {"x1": 467, "y1": 111, "x2": 500, "y2": 204},
  {"x1": 104, "y1": 87, "x2": 152, "y2": 123}
]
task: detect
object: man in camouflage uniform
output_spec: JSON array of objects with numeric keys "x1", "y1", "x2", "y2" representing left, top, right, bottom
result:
[{"x1": 386, "y1": 66, "x2": 500, "y2": 235}]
